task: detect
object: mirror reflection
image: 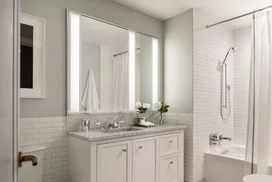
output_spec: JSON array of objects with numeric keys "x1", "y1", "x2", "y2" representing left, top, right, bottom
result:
[{"x1": 68, "y1": 11, "x2": 159, "y2": 114}]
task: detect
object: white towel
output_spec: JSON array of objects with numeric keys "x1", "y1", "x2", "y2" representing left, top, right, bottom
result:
[{"x1": 81, "y1": 70, "x2": 99, "y2": 112}]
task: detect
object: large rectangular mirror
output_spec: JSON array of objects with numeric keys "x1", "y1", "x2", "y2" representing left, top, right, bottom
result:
[{"x1": 67, "y1": 11, "x2": 159, "y2": 114}]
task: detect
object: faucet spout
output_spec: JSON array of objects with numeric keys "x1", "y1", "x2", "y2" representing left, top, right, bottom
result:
[
  {"x1": 218, "y1": 135, "x2": 232, "y2": 146},
  {"x1": 219, "y1": 135, "x2": 232, "y2": 141}
]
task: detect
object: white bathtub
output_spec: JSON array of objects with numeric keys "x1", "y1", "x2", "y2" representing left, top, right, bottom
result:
[{"x1": 205, "y1": 145, "x2": 246, "y2": 182}]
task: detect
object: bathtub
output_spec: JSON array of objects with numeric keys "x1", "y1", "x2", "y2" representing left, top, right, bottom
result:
[{"x1": 205, "y1": 145, "x2": 246, "y2": 182}]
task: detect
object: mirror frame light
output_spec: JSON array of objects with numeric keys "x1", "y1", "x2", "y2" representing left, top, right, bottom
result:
[
  {"x1": 152, "y1": 38, "x2": 159, "y2": 106},
  {"x1": 129, "y1": 31, "x2": 136, "y2": 111},
  {"x1": 67, "y1": 12, "x2": 80, "y2": 113}
]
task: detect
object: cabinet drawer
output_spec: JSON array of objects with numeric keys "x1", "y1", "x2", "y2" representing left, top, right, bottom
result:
[
  {"x1": 160, "y1": 155, "x2": 180, "y2": 182},
  {"x1": 159, "y1": 134, "x2": 180, "y2": 156}
]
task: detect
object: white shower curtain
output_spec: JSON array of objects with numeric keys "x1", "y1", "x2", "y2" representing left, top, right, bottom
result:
[
  {"x1": 112, "y1": 53, "x2": 129, "y2": 112},
  {"x1": 245, "y1": 10, "x2": 272, "y2": 175}
]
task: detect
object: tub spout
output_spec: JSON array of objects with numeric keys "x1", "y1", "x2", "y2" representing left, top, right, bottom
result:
[
  {"x1": 219, "y1": 135, "x2": 232, "y2": 146},
  {"x1": 219, "y1": 135, "x2": 232, "y2": 141}
]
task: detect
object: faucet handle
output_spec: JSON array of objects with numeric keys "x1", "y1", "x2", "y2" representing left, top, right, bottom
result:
[
  {"x1": 81, "y1": 119, "x2": 90, "y2": 131},
  {"x1": 209, "y1": 133, "x2": 219, "y2": 146},
  {"x1": 108, "y1": 121, "x2": 118, "y2": 129},
  {"x1": 81, "y1": 119, "x2": 90, "y2": 125}
]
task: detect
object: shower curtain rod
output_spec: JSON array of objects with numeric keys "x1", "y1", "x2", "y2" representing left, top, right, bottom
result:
[
  {"x1": 206, "y1": 5, "x2": 272, "y2": 28},
  {"x1": 113, "y1": 48, "x2": 140, "y2": 57}
]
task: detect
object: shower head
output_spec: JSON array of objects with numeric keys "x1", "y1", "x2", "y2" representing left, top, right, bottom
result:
[
  {"x1": 222, "y1": 47, "x2": 237, "y2": 64},
  {"x1": 230, "y1": 47, "x2": 237, "y2": 52}
]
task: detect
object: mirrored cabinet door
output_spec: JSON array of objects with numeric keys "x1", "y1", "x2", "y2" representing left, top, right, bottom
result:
[{"x1": 67, "y1": 11, "x2": 159, "y2": 114}]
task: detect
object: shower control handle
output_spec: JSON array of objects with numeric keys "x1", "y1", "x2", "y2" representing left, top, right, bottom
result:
[{"x1": 209, "y1": 133, "x2": 219, "y2": 146}]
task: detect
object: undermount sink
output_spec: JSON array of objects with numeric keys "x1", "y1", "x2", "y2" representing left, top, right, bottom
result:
[{"x1": 101, "y1": 127, "x2": 143, "y2": 133}]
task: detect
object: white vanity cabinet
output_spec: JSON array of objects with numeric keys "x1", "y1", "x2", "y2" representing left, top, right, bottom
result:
[
  {"x1": 133, "y1": 137, "x2": 158, "y2": 182},
  {"x1": 97, "y1": 141, "x2": 132, "y2": 182},
  {"x1": 68, "y1": 130, "x2": 184, "y2": 182}
]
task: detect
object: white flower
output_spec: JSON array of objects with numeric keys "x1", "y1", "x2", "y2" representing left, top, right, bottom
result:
[
  {"x1": 135, "y1": 102, "x2": 142, "y2": 109},
  {"x1": 153, "y1": 102, "x2": 162, "y2": 110},
  {"x1": 142, "y1": 103, "x2": 151, "y2": 109}
]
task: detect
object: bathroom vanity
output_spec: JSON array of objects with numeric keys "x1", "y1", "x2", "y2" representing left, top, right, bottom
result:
[
  {"x1": 68, "y1": 125, "x2": 185, "y2": 182},
  {"x1": 66, "y1": 9, "x2": 184, "y2": 182}
]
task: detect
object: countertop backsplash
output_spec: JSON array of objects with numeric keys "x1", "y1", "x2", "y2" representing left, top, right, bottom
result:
[{"x1": 66, "y1": 111, "x2": 160, "y2": 132}]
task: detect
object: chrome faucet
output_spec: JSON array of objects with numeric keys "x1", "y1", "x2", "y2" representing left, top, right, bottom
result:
[
  {"x1": 218, "y1": 134, "x2": 232, "y2": 146},
  {"x1": 108, "y1": 121, "x2": 118, "y2": 129},
  {"x1": 96, "y1": 121, "x2": 125, "y2": 131},
  {"x1": 108, "y1": 121, "x2": 125, "y2": 129},
  {"x1": 210, "y1": 133, "x2": 232, "y2": 146}
]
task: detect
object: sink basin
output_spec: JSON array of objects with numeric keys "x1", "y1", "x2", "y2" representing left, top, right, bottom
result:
[{"x1": 101, "y1": 127, "x2": 143, "y2": 133}]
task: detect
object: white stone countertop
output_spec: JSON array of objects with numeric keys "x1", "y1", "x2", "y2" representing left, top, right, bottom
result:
[{"x1": 68, "y1": 124, "x2": 186, "y2": 142}]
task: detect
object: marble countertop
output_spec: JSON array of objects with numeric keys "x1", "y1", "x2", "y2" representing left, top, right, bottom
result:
[{"x1": 68, "y1": 124, "x2": 186, "y2": 142}]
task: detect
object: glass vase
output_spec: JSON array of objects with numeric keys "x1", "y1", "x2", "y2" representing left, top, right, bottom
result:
[{"x1": 158, "y1": 112, "x2": 164, "y2": 125}]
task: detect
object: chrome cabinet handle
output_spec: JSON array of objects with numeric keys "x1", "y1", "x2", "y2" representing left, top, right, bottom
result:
[
  {"x1": 139, "y1": 146, "x2": 143, "y2": 149},
  {"x1": 169, "y1": 140, "x2": 173, "y2": 143},
  {"x1": 122, "y1": 149, "x2": 127, "y2": 152},
  {"x1": 170, "y1": 161, "x2": 174, "y2": 164}
]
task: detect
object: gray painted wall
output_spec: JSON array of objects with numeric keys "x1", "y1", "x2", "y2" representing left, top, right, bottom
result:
[
  {"x1": 20, "y1": 0, "x2": 164, "y2": 118},
  {"x1": 164, "y1": 9, "x2": 193, "y2": 113}
]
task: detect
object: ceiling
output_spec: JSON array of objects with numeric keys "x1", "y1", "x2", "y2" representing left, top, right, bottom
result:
[{"x1": 113, "y1": 0, "x2": 271, "y2": 28}]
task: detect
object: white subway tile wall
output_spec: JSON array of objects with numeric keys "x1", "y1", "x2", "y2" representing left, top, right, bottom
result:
[
  {"x1": 100, "y1": 46, "x2": 114, "y2": 111},
  {"x1": 233, "y1": 26, "x2": 252, "y2": 145},
  {"x1": 193, "y1": 24, "x2": 234, "y2": 182},
  {"x1": 20, "y1": 117, "x2": 68, "y2": 182},
  {"x1": 164, "y1": 113, "x2": 193, "y2": 182}
]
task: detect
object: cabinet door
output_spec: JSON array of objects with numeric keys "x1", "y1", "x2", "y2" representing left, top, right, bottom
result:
[
  {"x1": 133, "y1": 137, "x2": 158, "y2": 182},
  {"x1": 160, "y1": 155, "x2": 181, "y2": 182},
  {"x1": 97, "y1": 141, "x2": 132, "y2": 182}
]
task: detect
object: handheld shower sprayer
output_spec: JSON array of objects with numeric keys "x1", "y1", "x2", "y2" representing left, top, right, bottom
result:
[
  {"x1": 222, "y1": 47, "x2": 237, "y2": 64},
  {"x1": 221, "y1": 47, "x2": 237, "y2": 121}
]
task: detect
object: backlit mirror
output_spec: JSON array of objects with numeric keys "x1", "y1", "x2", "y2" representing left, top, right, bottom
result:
[{"x1": 67, "y1": 11, "x2": 159, "y2": 114}]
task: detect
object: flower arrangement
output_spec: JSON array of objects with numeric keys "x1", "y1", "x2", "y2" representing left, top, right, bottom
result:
[
  {"x1": 153, "y1": 101, "x2": 170, "y2": 125},
  {"x1": 136, "y1": 102, "x2": 151, "y2": 113}
]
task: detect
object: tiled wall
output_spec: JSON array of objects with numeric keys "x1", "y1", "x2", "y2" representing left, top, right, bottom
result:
[
  {"x1": 20, "y1": 117, "x2": 68, "y2": 182},
  {"x1": 233, "y1": 26, "x2": 252, "y2": 145},
  {"x1": 164, "y1": 113, "x2": 193, "y2": 182},
  {"x1": 100, "y1": 46, "x2": 114, "y2": 111},
  {"x1": 193, "y1": 12, "x2": 234, "y2": 181}
]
